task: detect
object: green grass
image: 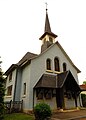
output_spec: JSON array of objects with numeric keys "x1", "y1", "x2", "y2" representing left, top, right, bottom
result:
[{"x1": 4, "y1": 113, "x2": 34, "y2": 120}]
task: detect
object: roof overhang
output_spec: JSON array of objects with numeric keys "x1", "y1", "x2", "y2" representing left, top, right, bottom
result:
[
  {"x1": 39, "y1": 32, "x2": 57, "y2": 40},
  {"x1": 56, "y1": 41, "x2": 81, "y2": 73},
  {"x1": 34, "y1": 71, "x2": 81, "y2": 93},
  {"x1": 5, "y1": 64, "x2": 18, "y2": 75}
]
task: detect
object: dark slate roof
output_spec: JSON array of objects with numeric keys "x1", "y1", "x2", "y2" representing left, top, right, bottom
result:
[
  {"x1": 57, "y1": 71, "x2": 69, "y2": 88},
  {"x1": 34, "y1": 71, "x2": 81, "y2": 92},
  {"x1": 5, "y1": 52, "x2": 38, "y2": 75},
  {"x1": 17, "y1": 52, "x2": 38, "y2": 66},
  {"x1": 34, "y1": 74, "x2": 57, "y2": 88}
]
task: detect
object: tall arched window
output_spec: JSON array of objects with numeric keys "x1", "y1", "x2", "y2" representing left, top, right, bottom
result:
[
  {"x1": 63, "y1": 63, "x2": 67, "y2": 72},
  {"x1": 54, "y1": 57, "x2": 60, "y2": 71},
  {"x1": 46, "y1": 59, "x2": 51, "y2": 70}
]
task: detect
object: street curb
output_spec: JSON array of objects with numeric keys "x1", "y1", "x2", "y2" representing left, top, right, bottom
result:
[{"x1": 51, "y1": 115, "x2": 86, "y2": 120}]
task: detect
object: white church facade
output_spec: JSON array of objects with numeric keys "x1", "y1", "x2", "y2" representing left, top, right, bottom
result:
[{"x1": 4, "y1": 9, "x2": 81, "y2": 112}]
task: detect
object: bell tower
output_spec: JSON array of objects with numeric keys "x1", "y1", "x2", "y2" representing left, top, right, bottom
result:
[{"x1": 39, "y1": 4, "x2": 57, "y2": 53}]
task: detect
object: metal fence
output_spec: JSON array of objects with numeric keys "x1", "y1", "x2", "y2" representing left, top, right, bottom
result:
[{"x1": 5, "y1": 100, "x2": 23, "y2": 113}]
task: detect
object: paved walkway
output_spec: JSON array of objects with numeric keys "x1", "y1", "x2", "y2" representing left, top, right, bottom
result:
[{"x1": 51, "y1": 109, "x2": 86, "y2": 120}]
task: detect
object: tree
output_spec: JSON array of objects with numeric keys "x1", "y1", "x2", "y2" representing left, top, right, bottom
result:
[
  {"x1": 83, "y1": 81, "x2": 86, "y2": 85},
  {"x1": 0, "y1": 59, "x2": 5, "y2": 119}
]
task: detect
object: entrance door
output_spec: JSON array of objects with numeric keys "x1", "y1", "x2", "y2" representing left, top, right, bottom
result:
[{"x1": 56, "y1": 88, "x2": 64, "y2": 109}]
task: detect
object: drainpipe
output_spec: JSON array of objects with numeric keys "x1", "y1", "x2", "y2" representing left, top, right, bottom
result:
[
  {"x1": 13, "y1": 68, "x2": 18, "y2": 102},
  {"x1": 33, "y1": 88, "x2": 35, "y2": 111}
]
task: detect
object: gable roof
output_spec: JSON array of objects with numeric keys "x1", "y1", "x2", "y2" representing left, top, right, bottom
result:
[
  {"x1": 32, "y1": 41, "x2": 80, "y2": 73},
  {"x1": 5, "y1": 64, "x2": 18, "y2": 75},
  {"x1": 34, "y1": 71, "x2": 81, "y2": 92},
  {"x1": 5, "y1": 52, "x2": 38, "y2": 75},
  {"x1": 17, "y1": 52, "x2": 38, "y2": 66}
]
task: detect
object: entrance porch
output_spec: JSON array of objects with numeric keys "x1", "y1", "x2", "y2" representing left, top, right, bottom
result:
[{"x1": 34, "y1": 71, "x2": 81, "y2": 110}]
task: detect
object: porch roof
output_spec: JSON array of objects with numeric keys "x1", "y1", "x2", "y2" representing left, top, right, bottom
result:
[
  {"x1": 34, "y1": 74, "x2": 57, "y2": 88},
  {"x1": 34, "y1": 71, "x2": 81, "y2": 92}
]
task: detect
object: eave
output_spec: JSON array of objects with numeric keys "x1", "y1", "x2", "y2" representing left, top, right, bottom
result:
[
  {"x1": 39, "y1": 32, "x2": 57, "y2": 40},
  {"x1": 4, "y1": 64, "x2": 18, "y2": 75}
]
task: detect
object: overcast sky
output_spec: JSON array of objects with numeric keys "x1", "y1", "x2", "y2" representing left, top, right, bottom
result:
[{"x1": 0, "y1": 0, "x2": 86, "y2": 84}]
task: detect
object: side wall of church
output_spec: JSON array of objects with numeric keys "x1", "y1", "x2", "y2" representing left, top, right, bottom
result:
[{"x1": 20, "y1": 64, "x2": 31, "y2": 111}]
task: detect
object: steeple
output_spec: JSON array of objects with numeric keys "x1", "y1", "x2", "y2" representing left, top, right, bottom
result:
[
  {"x1": 44, "y1": 9, "x2": 51, "y2": 33},
  {"x1": 39, "y1": 5, "x2": 57, "y2": 53}
]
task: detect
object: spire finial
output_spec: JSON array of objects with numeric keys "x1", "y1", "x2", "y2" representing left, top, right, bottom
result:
[{"x1": 45, "y1": 2, "x2": 48, "y2": 12}]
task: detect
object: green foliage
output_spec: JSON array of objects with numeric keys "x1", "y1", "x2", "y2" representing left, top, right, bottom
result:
[
  {"x1": 0, "y1": 60, "x2": 5, "y2": 120},
  {"x1": 34, "y1": 102, "x2": 52, "y2": 120},
  {"x1": 81, "y1": 94, "x2": 86, "y2": 107},
  {"x1": 83, "y1": 81, "x2": 86, "y2": 85}
]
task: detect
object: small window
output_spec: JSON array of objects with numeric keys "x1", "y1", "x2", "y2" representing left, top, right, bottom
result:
[
  {"x1": 63, "y1": 63, "x2": 67, "y2": 71},
  {"x1": 44, "y1": 89, "x2": 52, "y2": 99},
  {"x1": 23, "y1": 83, "x2": 26, "y2": 95},
  {"x1": 49, "y1": 37, "x2": 53, "y2": 43},
  {"x1": 7, "y1": 85, "x2": 12, "y2": 96},
  {"x1": 36, "y1": 89, "x2": 43, "y2": 99},
  {"x1": 9, "y1": 73, "x2": 12, "y2": 82},
  {"x1": 54, "y1": 57, "x2": 60, "y2": 71},
  {"x1": 46, "y1": 59, "x2": 51, "y2": 70}
]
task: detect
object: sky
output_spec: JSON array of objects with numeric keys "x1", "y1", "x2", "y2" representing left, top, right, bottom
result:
[{"x1": 0, "y1": 0, "x2": 86, "y2": 85}]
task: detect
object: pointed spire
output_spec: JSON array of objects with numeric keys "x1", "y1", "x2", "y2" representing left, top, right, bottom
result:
[
  {"x1": 44, "y1": 10, "x2": 51, "y2": 33},
  {"x1": 39, "y1": 4, "x2": 57, "y2": 40}
]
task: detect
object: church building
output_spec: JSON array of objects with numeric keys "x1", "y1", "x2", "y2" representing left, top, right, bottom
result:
[{"x1": 4, "y1": 8, "x2": 81, "y2": 112}]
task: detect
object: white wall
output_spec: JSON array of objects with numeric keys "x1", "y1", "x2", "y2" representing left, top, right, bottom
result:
[{"x1": 20, "y1": 64, "x2": 31, "y2": 110}]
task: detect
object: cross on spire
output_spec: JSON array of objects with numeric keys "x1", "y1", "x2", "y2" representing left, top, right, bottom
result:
[{"x1": 45, "y1": 2, "x2": 48, "y2": 12}]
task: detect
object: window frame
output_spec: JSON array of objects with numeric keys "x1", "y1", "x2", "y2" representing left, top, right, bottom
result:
[
  {"x1": 54, "y1": 57, "x2": 60, "y2": 71},
  {"x1": 63, "y1": 62, "x2": 67, "y2": 72},
  {"x1": 7, "y1": 85, "x2": 12, "y2": 96},
  {"x1": 46, "y1": 58, "x2": 51, "y2": 70},
  {"x1": 23, "y1": 83, "x2": 26, "y2": 95}
]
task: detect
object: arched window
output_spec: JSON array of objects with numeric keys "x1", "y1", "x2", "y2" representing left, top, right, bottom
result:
[
  {"x1": 49, "y1": 37, "x2": 53, "y2": 43},
  {"x1": 63, "y1": 63, "x2": 67, "y2": 72},
  {"x1": 54, "y1": 57, "x2": 60, "y2": 71},
  {"x1": 46, "y1": 59, "x2": 51, "y2": 70}
]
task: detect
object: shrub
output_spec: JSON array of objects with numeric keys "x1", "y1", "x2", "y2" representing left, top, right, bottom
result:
[
  {"x1": 34, "y1": 102, "x2": 52, "y2": 120},
  {"x1": 81, "y1": 94, "x2": 86, "y2": 107}
]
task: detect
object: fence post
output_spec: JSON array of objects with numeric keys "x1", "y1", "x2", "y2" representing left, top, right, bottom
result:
[
  {"x1": 9, "y1": 100, "x2": 12, "y2": 113},
  {"x1": 21, "y1": 100, "x2": 23, "y2": 112}
]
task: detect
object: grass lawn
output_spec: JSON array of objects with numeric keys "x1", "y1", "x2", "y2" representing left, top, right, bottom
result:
[{"x1": 4, "y1": 113, "x2": 35, "y2": 120}]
